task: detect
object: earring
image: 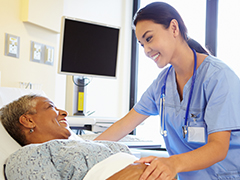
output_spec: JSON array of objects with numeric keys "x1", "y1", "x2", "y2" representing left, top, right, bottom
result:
[{"x1": 30, "y1": 128, "x2": 34, "y2": 133}]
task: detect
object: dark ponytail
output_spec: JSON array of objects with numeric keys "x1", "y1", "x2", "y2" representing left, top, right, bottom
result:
[
  {"x1": 187, "y1": 38, "x2": 209, "y2": 55},
  {"x1": 133, "y1": 2, "x2": 210, "y2": 55}
]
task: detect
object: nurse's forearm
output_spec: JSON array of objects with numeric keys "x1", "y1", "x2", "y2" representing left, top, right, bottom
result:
[
  {"x1": 94, "y1": 109, "x2": 148, "y2": 141},
  {"x1": 172, "y1": 131, "x2": 231, "y2": 173},
  {"x1": 94, "y1": 120, "x2": 130, "y2": 141}
]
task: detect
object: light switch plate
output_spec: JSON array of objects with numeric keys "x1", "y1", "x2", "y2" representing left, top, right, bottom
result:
[
  {"x1": 5, "y1": 33, "x2": 20, "y2": 58},
  {"x1": 30, "y1": 41, "x2": 43, "y2": 62},
  {"x1": 44, "y1": 45, "x2": 54, "y2": 65}
]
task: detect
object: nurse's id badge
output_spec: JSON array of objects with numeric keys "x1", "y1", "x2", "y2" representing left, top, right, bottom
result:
[{"x1": 187, "y1": 126, "x2": 206, "y2": 143}]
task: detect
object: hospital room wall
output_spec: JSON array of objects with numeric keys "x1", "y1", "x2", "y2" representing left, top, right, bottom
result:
[{"x1": 0, "y1": 0, "x2": 133, "y2": 118}]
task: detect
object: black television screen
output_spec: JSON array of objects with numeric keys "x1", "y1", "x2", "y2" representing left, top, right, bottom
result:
[{"x1": 58, "y1": 16, "x2": 120, "y2": 78}]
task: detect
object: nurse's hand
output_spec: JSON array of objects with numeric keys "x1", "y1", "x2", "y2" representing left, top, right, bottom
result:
[{"x1": 135, "y1": 156, "x2": 177, "y2": 180}]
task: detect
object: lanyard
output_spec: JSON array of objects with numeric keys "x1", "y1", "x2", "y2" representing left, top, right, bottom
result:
[{"x1": 160, "y1": 48, "x2": 197, "y2": 138}]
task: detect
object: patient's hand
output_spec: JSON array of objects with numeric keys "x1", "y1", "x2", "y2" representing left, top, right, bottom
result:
[{"x1": 107, "y1": 163, "x2": 148, "y2": 180}]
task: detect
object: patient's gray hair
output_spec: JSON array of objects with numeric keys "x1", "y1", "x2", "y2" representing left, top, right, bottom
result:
[{"x1": 0, "y1": 94, "x2": 41, "y2": 146}]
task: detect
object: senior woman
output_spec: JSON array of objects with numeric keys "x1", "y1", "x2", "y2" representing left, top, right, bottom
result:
[{"x1": 0, "y1": 95, "x2": 147, "y2": 180}]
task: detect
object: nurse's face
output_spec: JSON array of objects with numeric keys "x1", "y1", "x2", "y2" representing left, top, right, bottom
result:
[
  {"x1": 135, "y1": 20, "x2": 177, "y2": 68},
  {"x1": 29, "y1": 97, "x2": 71, "y2": 142}
]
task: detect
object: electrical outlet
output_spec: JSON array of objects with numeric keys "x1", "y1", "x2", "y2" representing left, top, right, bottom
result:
[
  {"x1": 44, "y1": 45, "x2": 54, "y2": 65},
  {"x1": 31, "y1": 41, "x2": 42, "y2": 62},
  {"x1": 5, "y1": 33, "x2": 20, "y2": 58}
]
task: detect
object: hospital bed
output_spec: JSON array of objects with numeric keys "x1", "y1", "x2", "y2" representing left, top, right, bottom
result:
[
  {"x1": 0, "y1": 87, "x2": 169, "y2": 180},
  {"x1": 0, "y1": 87, "x2": 138, "y2": 180}
]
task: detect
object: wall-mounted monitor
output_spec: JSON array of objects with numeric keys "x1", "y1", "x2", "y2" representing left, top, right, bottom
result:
[{"x1": 58, "y1": 16, "x2": 120, "y2": 78}]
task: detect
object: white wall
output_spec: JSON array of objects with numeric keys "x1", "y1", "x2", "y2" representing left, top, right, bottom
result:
[{"x1": 0, "y1": 0, "x2": 133, "y2": 118}]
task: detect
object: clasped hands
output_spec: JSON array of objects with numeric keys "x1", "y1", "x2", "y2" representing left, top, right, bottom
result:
[{"x1": 107, "y1": 156, "x2": 177, "y2": 180}]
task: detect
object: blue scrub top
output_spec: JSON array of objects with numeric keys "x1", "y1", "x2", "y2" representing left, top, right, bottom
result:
[{"x1": 134, "y1": 55, "x2": 240, "y2": 179}]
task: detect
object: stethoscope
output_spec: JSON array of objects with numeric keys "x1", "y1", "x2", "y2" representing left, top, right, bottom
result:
[{"x1": 160, "y1": 48, "x2": 197, "y2": 138}]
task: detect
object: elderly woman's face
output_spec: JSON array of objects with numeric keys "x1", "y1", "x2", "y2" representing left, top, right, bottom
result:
[{"x1": 29, "y1": 97, "x2": 71, "y2": 142}]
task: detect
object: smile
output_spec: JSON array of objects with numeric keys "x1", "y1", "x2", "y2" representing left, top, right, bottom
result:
[
  {"x1": 58, "y1": 119, "x2": 69, "y2": 127},
  {"x1": 59, "y1": 119, "x2": 68, "y2": 124},
  {"x1": 151, "y1": 53, "x2": 160, "y2": 61},
  {"x1": 59, "y1": 120, "x2": 66, "y2": 123}
]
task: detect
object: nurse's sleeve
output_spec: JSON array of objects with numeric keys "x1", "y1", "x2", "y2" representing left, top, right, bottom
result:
[
  {"x1": 204, "y1": 68, "x2": 240, "y2": 134},
  {"x1": 133, "y1": 79, "x2": 160, "y2": 116}
]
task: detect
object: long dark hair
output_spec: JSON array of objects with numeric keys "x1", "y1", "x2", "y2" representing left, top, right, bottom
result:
[{"x1": 133, "y1": 2, "x2": 209, "y2": 55}]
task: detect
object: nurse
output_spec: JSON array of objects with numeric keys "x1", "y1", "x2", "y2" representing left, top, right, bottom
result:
[{"x1": 95, "y1": 2, "x2": 240, "y2": 180}]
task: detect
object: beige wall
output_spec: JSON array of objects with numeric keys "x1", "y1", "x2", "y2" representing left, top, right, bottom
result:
[
  {"x1": 0, "y1": 0, "x2": 133, "y2": 118},
  {"x1": 0, "y1": 0, "x2": 61, "y2": 102}
]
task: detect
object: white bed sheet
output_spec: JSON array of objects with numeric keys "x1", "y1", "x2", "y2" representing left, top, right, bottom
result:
[{"x1": 83, "y1": 152, "x2": 138, "y2": 180}]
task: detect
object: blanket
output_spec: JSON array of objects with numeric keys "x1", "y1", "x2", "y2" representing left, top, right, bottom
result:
[{"x1": 5, "y1": 139, "x2": 131, "y2": 180}]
